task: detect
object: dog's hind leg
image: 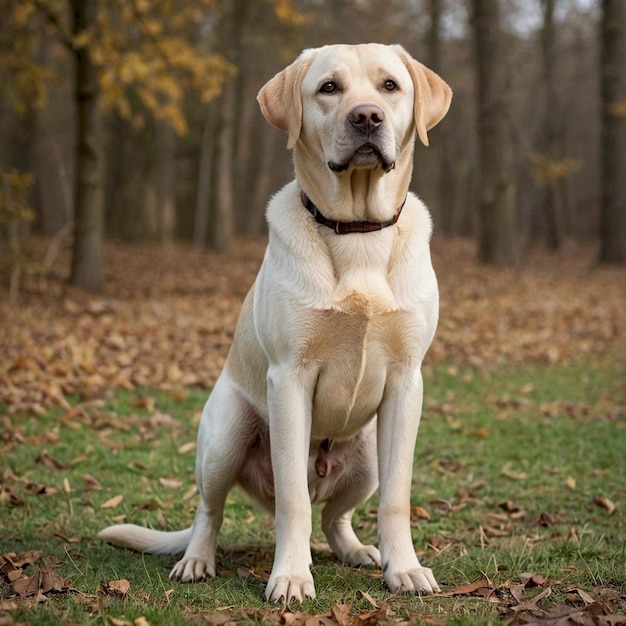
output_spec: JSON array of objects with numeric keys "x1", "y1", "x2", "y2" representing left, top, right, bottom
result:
[
  {"x1": 169, "y1": 374, "x2": 257, "y2": 583},
  {"x1": 322, "y1": 504, "x2": 381, "y2": 568},
  {"x1": 169, "y1": 497, "x2": 219, "y2": 582},
  {"x1": 321, "y1": 450, "x2": 380, "y2": 568}
]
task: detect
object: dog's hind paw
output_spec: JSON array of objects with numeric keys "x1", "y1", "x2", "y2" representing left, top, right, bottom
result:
[
  {"x1": 343, "y1": 544, "x2": 381, "y2": 568},
  {"x1": 169, "y1": 558, "x2": 216, "y2": 583},
  {"x1": 265, "y1": 572, "x2": 316, "y2": 603}
]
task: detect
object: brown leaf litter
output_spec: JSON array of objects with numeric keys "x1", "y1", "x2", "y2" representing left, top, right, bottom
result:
[{"x1": 1, "y1": 238, "x2": 624, "y2": 415}]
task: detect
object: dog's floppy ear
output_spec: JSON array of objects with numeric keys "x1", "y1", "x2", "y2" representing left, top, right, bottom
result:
[
  {"x1": 257, "y1": 49, "x2": 316, "y2": 150},
  {"x1": 397, "y1": 47, "x2": 452, "y2": 147}
]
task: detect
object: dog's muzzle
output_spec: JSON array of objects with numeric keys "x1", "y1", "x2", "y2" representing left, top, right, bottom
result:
[{"x1": 328, "y1": 104, "x2": 395, "y2": 174}]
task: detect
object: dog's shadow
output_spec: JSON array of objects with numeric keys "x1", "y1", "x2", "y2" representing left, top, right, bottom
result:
[{"x1": 215, "y1": 543, "x2": 337, "y2": 582}]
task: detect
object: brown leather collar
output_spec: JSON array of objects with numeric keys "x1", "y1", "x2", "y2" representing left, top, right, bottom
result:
[{"x1": 301, "y1": 191, "x2": 405, "y2": 235}]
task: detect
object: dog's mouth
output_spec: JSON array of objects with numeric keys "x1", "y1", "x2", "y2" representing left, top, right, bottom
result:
[{"x1": 328, "y1": 143, "x2": 395, "y2": 174}]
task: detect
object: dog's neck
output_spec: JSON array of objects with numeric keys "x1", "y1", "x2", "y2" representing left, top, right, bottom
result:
[
  {"x1": 293, "y1": 139, "x2": 415, "y2": 224},
  {"x1": 300, "y1": 191, "x2": 405, "y2": 235}
]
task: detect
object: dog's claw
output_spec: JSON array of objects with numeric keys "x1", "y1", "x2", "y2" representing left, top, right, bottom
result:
[
  {"x1": 385, "y1": 566, "x2": 440, "y2": 596},
  {"x1": 265, "y1": 574, "x2": 316, "y2": 604},
  {"x1": 169, "y1": 558, "x2": 216, "y2": 583}
]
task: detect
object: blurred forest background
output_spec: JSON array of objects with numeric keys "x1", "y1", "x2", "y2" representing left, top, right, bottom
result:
[{"x1": 0, "y1": 0, "x2": 625, "y2": 293}]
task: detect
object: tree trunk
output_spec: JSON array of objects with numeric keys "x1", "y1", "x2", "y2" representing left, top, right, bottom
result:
[
  {"x1": 472, "y1": 0, "x2": 519, "y2": 266},
  {"x1": 193, "y1": 107, "x2": 217, "y2": 247},
  {"x1": 208, "y1": 0, "x2": 243, "y2": 252},
  {"x1": 33, "y1": 31, "x2": 74, "y2": 234},
  {"x1": 69, "y1": 0, "x2": 104, "y2": 291},
  {"x1": 427, "y1": 0, "x2": 441, "y2": 72},
  {"x1": 249, "y1": 127, "x2": 281, "y2": 236},
  {"x1": 599, "y1": 0, "x2": 626, "y2": 264},
  {"x1": 210, "y1": 81, "x2": 235, "y2": 252},
  {"x1": 426, "y1": 0, "x2": 452, "y2": 236},
  {"x1": 540, "y1": 0, "x2": 566, "y2": 251},
  {"x1": 155, "y1": 121, "x2": 176, "y2": 242}
]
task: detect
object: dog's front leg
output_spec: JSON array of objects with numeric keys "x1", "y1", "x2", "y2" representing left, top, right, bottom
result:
[
  {"x1": 377, "y1": 369, "x2": 440, "y2": 595},
  {"x1": 265, "y1": 366, "x2": 316, "y2": 603}
]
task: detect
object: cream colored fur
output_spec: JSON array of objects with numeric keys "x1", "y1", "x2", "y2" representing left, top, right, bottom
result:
[{"x1": 99, "y1": 43, "x2": 452, "y2": 603}]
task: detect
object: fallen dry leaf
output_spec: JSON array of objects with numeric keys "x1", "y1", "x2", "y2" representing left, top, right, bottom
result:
[
  {"x1": 593, "y1": 495, "x2": 617, "y2": 515},
  {"x1": 355, "y1": 589, "x2": 379, "y2": 609},
  {"x1": 533, "y1": 512, "x2": 565, "y2": 528},
  {"x1": 35, "y1": 450, "x2": 69, "y2": 470},
  {"x1": 352, "y1": 603, "x2": 399, "y2": 625},
  {"x1": 564, "y1": 588, "x2": 597, "y2": 606},
  {"x1": 410, "y1": 505, "x2": 431, "y2": 522},
  {"x1": 510, "y1": 586, "x2": 553, "y2": 614},
  {"x1": 178, "y1": 441, "x2": 196, "y2": 454},
  {"x1": 0, "y1": 599, "x2": 18, "y2": 611},
  {"x1": 466, "y1": 427, "x2": 490, "y2": 438},
  {"x1": 101, "y1": 494, "x2": 124, "y2": 509},
  {"x1": 198, "y1": 612, "x2": 234, "y2": 625},
  {"x1": 330, "y1": 603, "x2": 352, "y2": 626},
  {"x1": 7, "y1": 562, "x2": 68, "y2": 598},
  {"x1": 0, "y1": 486, "x2": 25, "y2": 507},
  {"x1": 5, "y1": 550, "x2": 43, "y2": 569},
  {"x1": 506, "y1": 600, "x2": 626, "y2": 625},
  {"x1": 0, "y1": 557, "x2": 22, "y2": 583},
  {"x1": 101, "y1": 579, "x2": 131, "y2": 597},
  {"x1": 158, "y1": 477, "x2": 183, "y2": 490},
  {"x1": 440, "y1": 576, "x2": 503, "y2": 602},
  {"x1": 501, "y1": 464, "x2": 529, "y2": 481},
  {"x1": 24, "y1": 482, "x2": 57, "y2": 496},
  {"x1": 83, "y1": 473, "x2": 102, "y2": 490},
  {"x1": 281, "y1": 609, "x2": 335, "y2": 625}
]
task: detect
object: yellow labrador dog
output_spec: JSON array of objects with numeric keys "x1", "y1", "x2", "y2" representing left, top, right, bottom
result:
[{"x1": 100, "y1": 43, "x2": 451, "y2": 603}]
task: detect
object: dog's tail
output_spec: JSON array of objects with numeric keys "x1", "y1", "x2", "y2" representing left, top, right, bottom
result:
[{"x1": 98, "y1": 524, "x2": 192, "y2": 555}]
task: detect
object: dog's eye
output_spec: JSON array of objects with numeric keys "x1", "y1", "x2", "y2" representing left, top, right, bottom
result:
[
  {"x1": 383, "y1": 79, "x2": 398, "y2": 92},
  {"x1": 319, "y1": 81, "x2": 338, "y2": 94}
]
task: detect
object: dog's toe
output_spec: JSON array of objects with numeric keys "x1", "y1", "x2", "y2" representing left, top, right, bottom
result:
[
  {"x1": 265, "y1": 573, "x2": 316, "y2": 604},
  {"x1": 385, "y1": 566, "x2": 440, "y2": 595},
  {"x1": 344, "y1": 545, "x2": 381, "y2": 568},
  {"x1": 169, "y1": 558, "x2": 216, "y2": 583}
]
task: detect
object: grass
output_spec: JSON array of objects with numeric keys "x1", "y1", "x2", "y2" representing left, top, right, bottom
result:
[{"x1": 1, "y1": 359, "x2": 625, "y2": 625}]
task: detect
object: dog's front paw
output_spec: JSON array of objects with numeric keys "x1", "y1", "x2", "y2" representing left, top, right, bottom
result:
[
  {"x1": 265, "y1": 571, "x2": 316, "y2": 603},
  {"x1": 169, "y1": 558, "x2": 216, "y2": 583},
  {"x1": 384, "y1": 566, "x2": 440, "y2": 595}
]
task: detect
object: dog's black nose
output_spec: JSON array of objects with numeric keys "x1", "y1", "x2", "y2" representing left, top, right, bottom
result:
[{"x1": 349, "y1": 104, "x2": 384, "y2": 134}]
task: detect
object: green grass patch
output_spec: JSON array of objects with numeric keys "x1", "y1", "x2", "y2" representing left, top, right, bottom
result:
[{"x1": 1, "y1": 361, "x2": 624, "y2": 624}]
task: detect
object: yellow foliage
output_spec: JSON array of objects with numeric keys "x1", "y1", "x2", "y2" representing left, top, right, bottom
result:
[
  {"x1": 2, "y1": 1, "x2": 65, "y2": 112},
  {"x1": 94, "y1": 1, "x2": 234, "y2": 135},
  {"x1": 529, "y1": 153, "x2": 581, "y2": 186},
  {"x1": 607, "y1": 101, "x2": 626, "y2": 118},
  {"x1": 135, "y1": 0, "x2": 151, "y2": 14},
  {"x1": 13, "y1": 0, "x2": 37, "y2": 26},
  {"x1": 2, "y1": 0, "x2": 236, "y2": 135},
  {"x1": 0, "y1": 170, "x2": 35, "y2": 223},
  {"x1": 144, "y1": 19, "x2": 163, "y2": 37},
  {"x1": 159, "y1": 104, "x2": 188, "y2": 136},
  {"x1": 72, "y1": 29, "x2": 92, "y2": 50},
  {"x1": 270, "y1": 0, "x2": 310, "y2": 26}
]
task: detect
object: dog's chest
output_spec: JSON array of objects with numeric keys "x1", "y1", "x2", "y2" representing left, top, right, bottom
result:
[{"x1": 299, "y1": 299, "x2": 420, "y2": 441}]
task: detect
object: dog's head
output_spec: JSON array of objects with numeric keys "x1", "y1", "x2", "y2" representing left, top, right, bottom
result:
[{"x1": 257, "y1": 43, "x2": 452, "y2": 176}]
